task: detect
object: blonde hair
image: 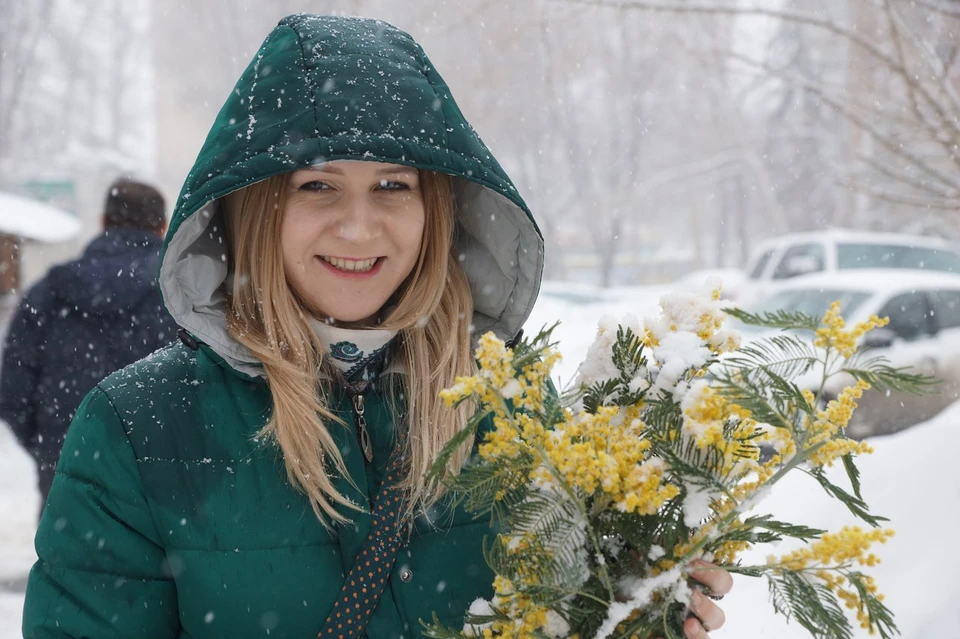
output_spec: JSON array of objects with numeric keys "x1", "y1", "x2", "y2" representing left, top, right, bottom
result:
[{"x1": 222, "y1": 170, "x2": 475, "y2": 525}]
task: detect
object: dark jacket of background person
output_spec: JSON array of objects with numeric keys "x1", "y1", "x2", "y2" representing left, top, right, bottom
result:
[{"x1": 0, "y1": 180, "x2": 177, "y2": 503}]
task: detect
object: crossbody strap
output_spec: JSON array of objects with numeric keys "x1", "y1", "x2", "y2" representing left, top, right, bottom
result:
[{"x1": 317, "y1": 452, "x2": 407, "y2": 639}]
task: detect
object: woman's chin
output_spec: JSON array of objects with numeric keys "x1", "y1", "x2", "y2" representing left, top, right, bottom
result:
[{"x1": 310, "y1": 310, "x2": 382, "y2": 327}]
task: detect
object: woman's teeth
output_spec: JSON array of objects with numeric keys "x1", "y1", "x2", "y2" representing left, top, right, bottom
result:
[{"x1": 320, "y1": 256, "x2": 378, "y2": 272}]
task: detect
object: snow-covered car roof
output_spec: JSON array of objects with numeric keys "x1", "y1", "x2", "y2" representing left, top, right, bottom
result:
[
  {"x1": 0, "y1": 190, "x2": 82, "y2": 243},
  {"x1": 756, "y1": 268, "x2": 960, "y2": 297},
  {"x1": 751, "y1": 228, "x2": 954, "y2": 253}
]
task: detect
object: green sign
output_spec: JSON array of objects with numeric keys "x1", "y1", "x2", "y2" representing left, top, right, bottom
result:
[{"x1": 16, "y1": 180, "x2": 77, "y2": 216}]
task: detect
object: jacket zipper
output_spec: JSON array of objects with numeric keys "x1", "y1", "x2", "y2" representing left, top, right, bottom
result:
[{"x1": 351, "y1": 393, "x2": 374, "y2": 463}]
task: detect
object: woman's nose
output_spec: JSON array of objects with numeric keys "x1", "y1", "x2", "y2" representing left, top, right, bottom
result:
[{"x1": 335, "y1": 198, "x2": 380, "y2": 243}]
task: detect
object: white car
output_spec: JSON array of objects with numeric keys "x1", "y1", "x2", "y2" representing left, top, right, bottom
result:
[
  {"x1": 739, "y1": 229, "x2": 960, "y2": 309},
  {"x1": 737, "y1": 269, "x2": 960, "y2": 437}
]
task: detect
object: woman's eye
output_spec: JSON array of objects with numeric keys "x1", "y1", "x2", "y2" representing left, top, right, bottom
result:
[
  {"x1": 377, "y1": 180, "x2": 410, "y2": 192},
  {"x1": 299, "y1": 181, "x2": 331, "y2": 192}
]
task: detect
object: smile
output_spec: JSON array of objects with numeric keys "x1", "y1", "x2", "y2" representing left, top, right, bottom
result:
[
  {"x1": 316, "y1": 256, "x2": 385, "y2": 278},
  {"x1": 319, "y1": 256, "x2": 379, "y2": 272}
]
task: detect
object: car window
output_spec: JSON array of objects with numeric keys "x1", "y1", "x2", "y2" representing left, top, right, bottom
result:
[
  {"x1": 931, "y1": 290, "x2": 960, "y2": 330},
  {"x1": 876, "y1": 292, "x2": 933, "y2": 341},
  {"x1": 772, "y1": 243, "x2": 826, "y2": 280},
  {"x1": 748, "y1": 249, "x2": 774, "y2": 280},
  {"x1": 837, "y1": 243, "x2": 960, "y2": 273}
]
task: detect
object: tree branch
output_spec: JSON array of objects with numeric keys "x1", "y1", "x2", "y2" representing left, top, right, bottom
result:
[
  {"x1": 0, "y1": 0, "x2": 54, "y2": 157},
  {"x1": 838, "y1": 179, "x2": 960, "y2": 210},
  {"x1": 721, "y1": 48, "x2": 960, "y2": 197},
  {"x1": 908, "y1": 0, "x2": 960, "y2": 19},
  {"x1": 884, "y1": 0, "x2": 960, "y2": 118},
  {"x1": 550, "y1": 0, "x2": 900, "y2": 71},
  {"x1": 882, "y1": 0, "x2": 960, "y2": 174},
  {"x1": 857, "y1": 153, "x2": 958, "y2": 199},
  {"x1": 551, "y1": 0, "x2": 960, "y2": 148}
]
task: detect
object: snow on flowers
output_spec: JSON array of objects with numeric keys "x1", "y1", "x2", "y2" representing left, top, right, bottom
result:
[{"x1": 424, "y1": 279, "x2": 929, "y2": 639}]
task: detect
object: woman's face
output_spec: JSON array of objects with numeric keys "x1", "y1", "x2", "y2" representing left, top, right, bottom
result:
[{"x1": 281, "y1": 160, "x2": 426, "y2": 325}]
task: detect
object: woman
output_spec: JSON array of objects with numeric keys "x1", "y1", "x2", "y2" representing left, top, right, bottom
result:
[{"x1": 22, "y1": 15, "x2": 731, "y2": 638}]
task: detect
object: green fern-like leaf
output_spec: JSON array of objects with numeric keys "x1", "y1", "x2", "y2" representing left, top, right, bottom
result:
[
  {"x1": 425, "y1": 408, "x2": 489, "y2": 486},
  {"x1": 724, "y1": 307, "x2": 822, "y2": 332},
  {"x1": 712, "y1": 368, "x2": 811, "y2": 431},
  {"x1": 446, "y1": 456, "x2": 533, "y2": 517},
  {"x1": 483, "y1": 533, "x2": 573, "y2": 600},
  {"x1": 663, "y1": 602, "x2": 690, "y2": 639},
  {"x1": 708, "y1": 515, "x2": 825, "y2": 551},
  {"x1": 511, "y1": 322, "x2": 560, "y2": 370},
  {"x1": 768, "y1": 573, "x2": 791, "y2": 617},
  {"x1": 566, "y1": 575, "x2": 613, "y2": 638},
  {"x1": 507, "y1": 492, "x2": 587, "y2": 576},
  {"x1": 420, "y1": 612, "x2": 469, "y2": 638},
  {"x1": 574, "y1": 326, "x2": 652, "y2": 414},
  {"x1": 612, "y1": 326, "x2": 648, "y2": 378},
  {"x1": 619, "y1": 614, "x2": 663, "y2": 639},
  {"x1": 846, "y1": 572, "x2": 898, "y2": 639},
  {"x1": 582, "y1": 378, "x2": 623, "y2": 414},
  {"x1": 655, "y1": 434, "x2": 732, "y2": 496},
  {"x1": 642, "y1": 395, "x2": 683, "y2": 435},
  {"x1": 768, "y1": 571, "x2": 854, "y2": 639},
  {"x1": 761, "y1": 368, "x2": 817, "y2": 416},
  {"x1": 842, "y1": 360, "x2": 939, "y2": 395},
  {"x1": 841, "y1": 454, "x2": 863, "y2": 500},
  {"x1": 745, "y1": 515, "x2": 826, "y2": 543},
  {"x1": 721, "y1": 334, "x2": 821, "y2": 382},
  {"x1": 806, "y1": 468, "x2": 888, "y2": 528}
]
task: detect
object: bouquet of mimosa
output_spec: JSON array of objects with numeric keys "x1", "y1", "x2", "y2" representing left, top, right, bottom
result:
[{"x1": 424, "y1": 280, "x2": 932, "y2": 639}]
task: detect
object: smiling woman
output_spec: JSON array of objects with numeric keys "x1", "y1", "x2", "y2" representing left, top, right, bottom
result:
[{"x1": 21, "y1": 14, "x2": 547, "y2": 639}]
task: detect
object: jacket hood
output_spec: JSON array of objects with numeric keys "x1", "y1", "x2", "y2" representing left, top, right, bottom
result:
[
  {"x1": 159, "y1": 14, "x2": 543, "y2": 377},
  {"x1": 49, "y1": 230, "x2": 163, "y2": 314}
]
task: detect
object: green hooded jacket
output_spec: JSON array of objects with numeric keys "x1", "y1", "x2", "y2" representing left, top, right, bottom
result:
[{"x1": 22, "y1": 14, "x2": 543, "y2": 639}]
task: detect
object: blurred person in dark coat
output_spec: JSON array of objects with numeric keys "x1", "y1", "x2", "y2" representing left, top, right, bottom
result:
[{"x1": 0, "y1": 179, "x2": 177, "y2": 509}]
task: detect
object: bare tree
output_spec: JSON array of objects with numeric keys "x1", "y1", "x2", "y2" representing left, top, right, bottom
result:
[
  {"x1": 2, "y1": 0, "x2": 154, "y2": 180},
  {"x1": 551, "y1": 0, "x2": 960, "y2": 234},
  {"x1": 532, "y1": 4, "x2": 715, "y2": 285},
  {"x1": 0, "y1": 0, "x2": 55, "y2": 171}
]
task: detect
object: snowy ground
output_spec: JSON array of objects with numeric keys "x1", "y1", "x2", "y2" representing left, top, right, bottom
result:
[
  {"x1": 0, "y1": 424, "x2": 40, "y2": 637},
  {"x1": 1, "y1": 281, "x2": 957, "y2": 637}
]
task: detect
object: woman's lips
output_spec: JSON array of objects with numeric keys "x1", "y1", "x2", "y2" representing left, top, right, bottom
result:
[{"x1": 315, "y1": 255, "x2": 384, "y2": 279}]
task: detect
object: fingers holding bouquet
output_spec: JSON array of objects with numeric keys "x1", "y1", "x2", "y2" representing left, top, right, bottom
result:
[
  {"x1": 642, "y1": 558, "x2": 731, "y2": 639},
  {"x1": 684, "y1": 560, "x2": 732, "y2": 637}
]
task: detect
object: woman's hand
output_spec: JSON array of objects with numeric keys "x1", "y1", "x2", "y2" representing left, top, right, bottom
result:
[
  {"x1": 624, "y1": 555, "x2": 734, "y2": 639},
  {"x1": 682, "y1": 559, "x2": 734, "y2": 638}
]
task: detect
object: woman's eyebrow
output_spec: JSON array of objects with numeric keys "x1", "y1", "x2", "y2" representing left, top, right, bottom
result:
[
  {"x1": 304, "y1": 165, "x2": 343, "y2": 175},
  {"x1": 302, "y1": 165, "x2": 417, "y2": 176},
  {"x1": 375, "y1": 166, "x2": 418, "y2": 176}
]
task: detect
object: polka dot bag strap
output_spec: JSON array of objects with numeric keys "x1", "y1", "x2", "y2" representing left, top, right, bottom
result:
[{"x1": 317, "y1": 450, "x2": 408, "y2": 639}]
